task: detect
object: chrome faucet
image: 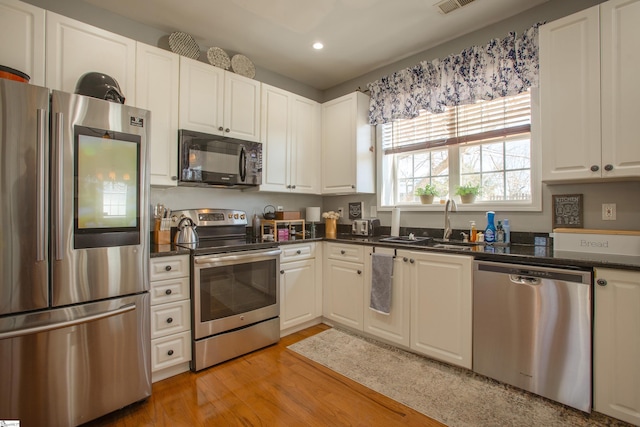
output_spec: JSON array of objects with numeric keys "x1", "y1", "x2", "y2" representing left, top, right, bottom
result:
[{"x1": 443, "y1": 199, "x2": 457, "y2": 241}]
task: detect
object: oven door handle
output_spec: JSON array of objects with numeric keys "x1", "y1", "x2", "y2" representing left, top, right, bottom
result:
[{"x1": 195, "y1": 248, "x2": 282, "y2": 265}]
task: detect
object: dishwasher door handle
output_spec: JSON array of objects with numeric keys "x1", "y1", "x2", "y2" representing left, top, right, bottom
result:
[{"x1": 509, "y1": 275, "x2": 541, "y2": 285}]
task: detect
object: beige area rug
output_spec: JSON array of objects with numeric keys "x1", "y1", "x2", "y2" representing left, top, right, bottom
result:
[{"x1": 288, "y1": 328, "x2": 633, "y2": 427}]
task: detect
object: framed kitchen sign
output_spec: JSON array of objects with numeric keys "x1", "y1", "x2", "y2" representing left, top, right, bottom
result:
[
  {"x1": 552, "y1": 194, "x2": 583, "y2": 228},
  {"x1": 348, "y1": 202, "x2": 363, "y2": 220}
]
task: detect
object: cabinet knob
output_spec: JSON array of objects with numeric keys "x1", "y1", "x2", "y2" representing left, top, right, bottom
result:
[
  {"x1": 410, "y1": 259, "x2": 415, "y2": 264},
  {"x1": 218, "y1": 126, "x2": 224, "y2": 131},
  {"x1": 280, "y1": 270, "x2": 284, "y2": 274},
  {"x1": 225, "y1": 128, "x2": 230, "y2": 133},
  {"x1": 597, "y1": 278, "x2": 607, "y2": 286},
  {"x1": 171, "y1": 176, "x2": 178, "y2": 181},
  {"x1": 166, "y1": 317, "x2": 173, "y2": 324},
  {"x1": 403, "y1": 257, "x2": 408, "y2": 262},
  {"x1": 165, "y1": 265, "x2": 172, "y2": 271},
  {"x1": 604, "y1": 164, "x2": 614, "y2": 171},
  {"x1": 292, "y1": 185, "x2": 296, "y2": 189},
  {"x1": 357, "y1": 270, "x2": 362, "y2": 275},
  {"x1": 165, "y1": 289, "x2": 172, "y2": 295},
  {"x1": 167, "y1": 349, "x2": 174, "y2": 356},
  {"x1": 296, "y1": 250, "x2": 301, "y2": 254},
  {"x1": 590, "y1": 165, "x2": 599, "y2": 172},
  {"x1": 351, "y1": 184, "x2": 356, "y2": 189},
  {"x1": 286, "y1": 185, "x2": 291, "y2": 189},
  {"x1": 341, "y1": 250, "x2": 346, "y2": 255}
]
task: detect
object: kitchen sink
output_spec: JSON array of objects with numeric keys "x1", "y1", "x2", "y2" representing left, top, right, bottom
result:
[
  {"x1": 378, "y1": 236, "x2": 433, "y2": 245},
  {"x1": 432, "y1": 243, "x2": 473, "y2": 251}
]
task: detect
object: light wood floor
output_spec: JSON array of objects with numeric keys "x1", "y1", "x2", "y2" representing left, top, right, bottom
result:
[{"x1": 84, "y1": 324, "x2": 444, "y2": 426}]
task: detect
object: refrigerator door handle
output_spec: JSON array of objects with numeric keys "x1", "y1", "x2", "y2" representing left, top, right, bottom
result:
[
  {"x1": 36, "y1": 108, "x2": 47, "y2": 262},
  {"x1": 0, "y1": 303, "x2": 136, "y2": 340},
  {"x1": 53, "y1": 112, "x2": 64, "y2": 260}
]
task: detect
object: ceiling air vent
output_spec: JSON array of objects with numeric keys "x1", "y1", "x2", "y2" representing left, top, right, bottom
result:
[{"x1": 435, "y1": 0, "x2": 476, "y2": 14}]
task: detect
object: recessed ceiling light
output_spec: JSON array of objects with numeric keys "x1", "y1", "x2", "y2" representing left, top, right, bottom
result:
[{"x1": 312, "y1": 42, "x2": 324, "y2": 50}]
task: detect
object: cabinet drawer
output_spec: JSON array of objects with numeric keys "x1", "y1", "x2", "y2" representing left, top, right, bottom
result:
[
  {"x1": 151, "y1": 330, "x2": 191, "y2": 372},
  {"x1": 150, "y1": 255, "x2": 189, "y2": 281},
  {"x1": 150, "y1": 299, "x2": 191, "y2": 339},
  {"x1": 281, "y1": 243, "x2": 315, "y2": 262},
  {"x1": 150, "y1": 276, "x2": 190, "y2": 306},
  {"x1": 326, "y1": 242, "x2": 364, "y2": 263}
]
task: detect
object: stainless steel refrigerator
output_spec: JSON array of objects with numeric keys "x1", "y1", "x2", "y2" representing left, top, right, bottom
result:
[{"x1": 0, "y1": 78, "x2": 152, "y2": 426}]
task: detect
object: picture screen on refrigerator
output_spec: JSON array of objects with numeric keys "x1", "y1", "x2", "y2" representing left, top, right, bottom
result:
[{"x1": 75, "y1": 127, "x2": 140, "y2": 232}]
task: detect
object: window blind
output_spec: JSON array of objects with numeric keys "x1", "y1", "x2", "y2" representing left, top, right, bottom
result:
[{"x1": 382, "y1": 92, "x2": 531, "y2": 155}]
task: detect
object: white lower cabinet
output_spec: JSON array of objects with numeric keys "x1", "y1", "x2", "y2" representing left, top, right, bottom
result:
[
  {"x1": 363, "y1": 246, "x2": 410, "y2": 347},
  {"x1": 323, "y1": 243, "x2": 365, "y2": 331},
  {"x1": 149, "y1": 255, "x2": 191, "y2": 382},
  {"x1": 279, "y1": 242, "x2": 322, "y2": 334},
  {"x1": 594, "y1": 267, "x2": 640, "y2": 425},
  {"x1": 405, "y1": 250, "x2": 473, "y2": 369}
]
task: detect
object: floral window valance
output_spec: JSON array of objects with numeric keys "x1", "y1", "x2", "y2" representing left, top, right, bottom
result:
[{"x1": 367, "y1": 24, "x2": 541, "y2": 125}]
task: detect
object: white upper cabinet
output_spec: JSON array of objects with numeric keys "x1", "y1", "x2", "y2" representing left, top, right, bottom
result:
[
  {"x1": 179, "y1": 56, "x2": 261, "y2": 142},
  {"x1": 321, "y1": 91, "x2": 375, "y2": 194},
  {"x1": 136, "y1": 43, "x2": 180, "y2": 186},
  {"x1": 0, "y1": 0, "x2": 45, "y2": 86},
  {"x1": 540, "y1": 0, "x2": 640, "y2": 182},
  {"x1": 45, "y1": 12, "x2": 136, "y2": 104},
  {"x1": 260, "y1": 84, "x2": 320, "y2": 193}
]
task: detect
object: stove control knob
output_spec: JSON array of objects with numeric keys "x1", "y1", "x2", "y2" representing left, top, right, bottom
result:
[
  {"x1": 240, "y1": 214, "x2": 245, "y2": 220},
  {"x1": 234, "y1": 213, "x2": 239, "y2": 219}
]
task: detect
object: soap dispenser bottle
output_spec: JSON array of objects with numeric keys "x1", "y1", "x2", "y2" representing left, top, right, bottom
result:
[
  {"x1": 469, "y1": 221, "x2": 477, "y2": 243},
  {"x1": 484, "y1": 211, "x2": 496, "y2": 243}
]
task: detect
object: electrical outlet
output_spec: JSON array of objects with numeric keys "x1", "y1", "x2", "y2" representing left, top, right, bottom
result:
[
  {"x1": 370, "y1": 206, "x2": 377, "y2": 217},
  {"x1": 337, "y1": 207, "x2": 344, "y2": 217},
  {"x1": 602, "y1": 203, "x2": 616, "y2": 221}
]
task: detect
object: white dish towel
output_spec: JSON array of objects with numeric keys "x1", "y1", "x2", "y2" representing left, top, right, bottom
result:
[{"x1": 370, "y1": 253, "x2": 394, "y2": 315}]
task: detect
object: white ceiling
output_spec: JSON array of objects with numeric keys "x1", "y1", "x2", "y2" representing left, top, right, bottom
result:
[{"x1": 80, "y1": 0, "x2": 548, "y2": 90}]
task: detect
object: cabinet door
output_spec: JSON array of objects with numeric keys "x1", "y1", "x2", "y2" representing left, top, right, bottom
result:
[
  {"x1": 364, "y1": 247, "x2": 410, "y2": 347},
  {"x1": 322, "y1": 93, "x2": 356, "y2": 193},
  {"x1": 280, "y1": 259, "x2": 317, "y2": 330},
  {"x1": 136, "y1": 43, "x2": 180, "y2": 186},
  {"x1": 223, "y1": 72, "x2": 261, "y2": 142},
  {"x1": 178, "y1": 56, "x2": 224, "y2": 134},
  {"x1": 408, "y1": 251, "x2": 472, "y2": 369},
  {"x1": 600, "y1": 0, "x2": 640, "y2": 178},
  {"x1": 260, "y1": 84, "x2": 291, "y2": 192},
  {"x1": 45, "y1": 12, "x2": 136, "y2": 104},
  {"x1": 594, "y1": 268, "x2": 640, "y2": 425},
  {"x1": 540, "y1": 6, "x2": 601, "y2": 182},
  {"x1": 0, "y1": 0, "x2": 45, "y2": 86},
  {"x1": 290, "y1": 95, "x2": 321, "y2": 194},
  {"x1": 323, "y1": 258, "x2": 364, "y2": 331}
]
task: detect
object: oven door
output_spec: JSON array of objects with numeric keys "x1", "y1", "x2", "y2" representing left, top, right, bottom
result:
[{"x1": 193, "y1": 248, "x2": 281, "y2": 339}]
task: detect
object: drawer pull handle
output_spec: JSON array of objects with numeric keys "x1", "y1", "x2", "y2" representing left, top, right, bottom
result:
[
  {"x1": 165, "y1": 265, "x2": 172, "y2": 271},
  {"x1": 597, "y1": 278, "x2": 607, "y2": 286},
  {"x1": 167, "y1": 349, "x2": 174, "y2": 356},
  {"x1": 296, "y1": 250, "x2": 301, "y2": 254},
  {"x1": 165, "y1": 289, "x2": 172, "y2": 295},
  {"x1": 340, "y1": 250, "x2": 346, "y2": 255},
  {"x1": 166, "y1": 317, "x2": 173, "y2": 324}
]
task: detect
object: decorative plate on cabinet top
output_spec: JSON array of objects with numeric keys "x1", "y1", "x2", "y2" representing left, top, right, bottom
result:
[
  {"x1": 169, "y1": 31, "x2": 200, "y2": 59},
  {"x1": 207, "y1": 47, "x2": 231, "y2": 70},
  {"x1": 231, "y1": 54, "x2": 256, "y2": 78}
]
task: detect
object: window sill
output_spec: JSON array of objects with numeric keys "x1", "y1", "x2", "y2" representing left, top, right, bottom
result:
[{"x1": 378, "y1": 201, "x2": 541, "y2": 212}]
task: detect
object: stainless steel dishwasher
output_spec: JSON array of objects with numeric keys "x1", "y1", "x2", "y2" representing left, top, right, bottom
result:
[{"x1": 473, "y1": 260, "x2": 592, "y2": 412}]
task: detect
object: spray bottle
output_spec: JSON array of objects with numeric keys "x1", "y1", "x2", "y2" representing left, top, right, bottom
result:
[{"x1": 484, "y1": 211, "x2": 496, "y2": 243}]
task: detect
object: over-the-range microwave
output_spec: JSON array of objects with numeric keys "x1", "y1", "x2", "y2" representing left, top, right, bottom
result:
[{"x1": 178, "y1": 129, "x2": 262, "y2": 187}]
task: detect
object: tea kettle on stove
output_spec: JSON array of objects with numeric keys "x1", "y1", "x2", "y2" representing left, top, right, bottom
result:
[{"x1": 174, "y1": 217, "x2": 199, "y2": 246}]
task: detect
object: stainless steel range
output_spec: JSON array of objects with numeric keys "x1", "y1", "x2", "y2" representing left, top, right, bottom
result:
[{"x1": 171, "y1": 209, "x2": 281, "y2": 371}]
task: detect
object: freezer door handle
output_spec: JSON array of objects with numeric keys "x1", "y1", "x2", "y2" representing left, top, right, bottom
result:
[
  {"x1": 0, "y1": 303, "x2": 136, "y2": 340},
  {"x1": 36, "y1": 108, "x2": 47, "y2": 262},
  {"x1": 53, "y1": 112, "x2": 64, "y2": 260}
]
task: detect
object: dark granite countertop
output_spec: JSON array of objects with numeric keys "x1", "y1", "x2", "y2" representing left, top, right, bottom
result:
[{"x1": 150, "y1": 234, "x2": 640, "y2": 271}]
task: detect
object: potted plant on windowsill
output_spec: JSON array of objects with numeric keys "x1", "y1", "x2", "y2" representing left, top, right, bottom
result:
[
  {"x1": 415, "y1": 184, "x2": 439, "y2": 204},
  {"x1": 455, "y1": 183, "x2": 480, "y2": 204}
]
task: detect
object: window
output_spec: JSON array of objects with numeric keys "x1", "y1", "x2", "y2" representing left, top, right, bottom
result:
[{"x1": 379, "y1": 91, "x2": 538, "y2": 209}]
